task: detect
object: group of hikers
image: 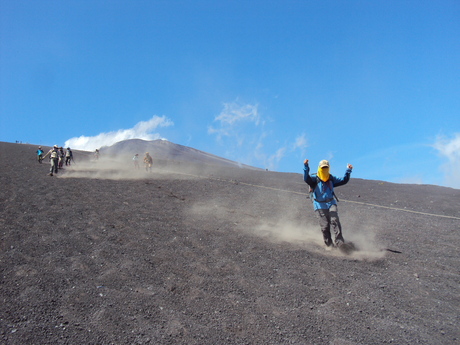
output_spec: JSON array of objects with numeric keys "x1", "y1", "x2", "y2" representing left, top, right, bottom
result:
[
  {"x1": 133, "y1": 152, "x2": 153, "y2": 172},
  {"x1": 36, "y1": 145, "x2": 73, "y2": 176},
  {"x1": 37, "y1": 146, "x2": 154, "y2": 174}
]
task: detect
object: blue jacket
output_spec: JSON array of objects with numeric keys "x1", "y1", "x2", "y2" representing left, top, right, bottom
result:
[{"x1": 303, "y1": 164, "x2": 352, "y2": 210}]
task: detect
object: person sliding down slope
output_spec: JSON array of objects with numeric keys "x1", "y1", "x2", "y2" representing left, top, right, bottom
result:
[
  {"x1": 36, "y1": 146, "x2": 44, "y2": 163},
  {"x1": 43, "y1": 145, "x2": 60, "y2": 176},
  {"x1": 143, "y1": 152, "x2": 153, "y2": 172},
  {"x1": 303, "y1": 159, "x2": 353, "y2": 250}
]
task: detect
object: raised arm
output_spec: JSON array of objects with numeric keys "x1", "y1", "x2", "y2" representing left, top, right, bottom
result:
[
  {"x1": 332, "y1": 164, "x2": 353, "y2": 187},
  {"x1": 303, "y1": 159, "x2": 317, "y2": 187},
  {"x1": 42, "y1": 150, "x2": 51, "y2": 159}
]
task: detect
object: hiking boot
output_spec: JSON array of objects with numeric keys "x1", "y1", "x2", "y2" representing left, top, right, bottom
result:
[
  {"x1": 338, "y1": 242, "x2": 356, "y2": 254},
  {"x1": 335, "y1": 240, "x2": 344, "y2": 248},
  {"x1": 324, "y1": 238, "x2": 333, "y2": 247},
  {"x1": 49, "y1": 173, "x2": 53, "y2": 176}
]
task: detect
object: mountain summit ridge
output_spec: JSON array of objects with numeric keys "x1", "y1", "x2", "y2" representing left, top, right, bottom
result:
[{"x1": 100, "y1": 139, "x2": 262, "y2": 170}]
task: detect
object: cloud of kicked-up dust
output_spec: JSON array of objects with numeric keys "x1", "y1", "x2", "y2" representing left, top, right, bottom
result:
[
  {"x1": 250, "y1": 208, "x2": 386, "y2": 260},
  {"x1": 190, "y1": 200, "x2": 322, "y2": 246},
  {"x1": 244, "y1": 191, "x2": 323, "y2": 247},
  {"x1": 187, "y1": 186, "x2": 387, "y2": 260},
  {"x1": 59, "y1": 151, "x2": 241, "y2": 182},
  {"x1": 250, "y1": 195, "x2": 386, "y2": 260},
  {"x1": 61, "y1": 151, "x2": 386, "y2": 260},
  {"x1": 58, "y1": 155, "x2": 168, "y2": 180},
  {"x1": 339, "y1": 214, "x2": 386, "y2": 260},
  {"x1": 252, "y1": 220, "x2": 323, "y2": 247},
  {"x1": 186, "y1": 185, "x2": 328, "y2": 253}
]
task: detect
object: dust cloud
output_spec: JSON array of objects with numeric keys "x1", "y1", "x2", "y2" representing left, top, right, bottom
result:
[
  {"x1": 59, "y1": 154, "x2": 238, "y2": 181},
  {"x1": 60, "y1": 155, "x2": 187, "y2": 181},
  {"x1": 187, "y1": 187, "x2": 386, "y2": 260},
  {"x1": 61, "y1": 154, "x2": 385, "y2": 260},
  {"x1": 247, "y1": 218, "x2": 385, "y2": 260},
  {"x1": 340, "y1": 216, "x2": 386, "y2": 260}
]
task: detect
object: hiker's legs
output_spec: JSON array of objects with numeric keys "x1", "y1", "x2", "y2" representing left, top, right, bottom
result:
[
  {"x1": 52, "y1": 158, "x2": 58, "y2": 174},
  {"x1": 316, "y1": 209, "x2": 333, "y2": 246},
  {"x1": 329, "y1": 204, "x2": 345, "y2": 245}
]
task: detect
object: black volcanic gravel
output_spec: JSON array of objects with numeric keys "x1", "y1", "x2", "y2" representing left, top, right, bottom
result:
[{"x1": 1, "y1": 142, "x2": 459, "y2": 345}]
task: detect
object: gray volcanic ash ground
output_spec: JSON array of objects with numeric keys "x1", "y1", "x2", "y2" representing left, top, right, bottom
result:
[{"x1": 1, "y1": 141, "x2": 459, "y2": 344}]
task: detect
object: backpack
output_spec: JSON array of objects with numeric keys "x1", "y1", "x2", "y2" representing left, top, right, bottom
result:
[{"x1": 308, "y1": 173, "x2": 339, "y2": 203}]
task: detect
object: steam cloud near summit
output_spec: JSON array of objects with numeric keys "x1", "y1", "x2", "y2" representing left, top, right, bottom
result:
[{"x1": 64, "y1": 116, "x2": 173, "y2": 151}]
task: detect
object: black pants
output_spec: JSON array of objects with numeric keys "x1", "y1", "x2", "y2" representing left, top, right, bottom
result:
[{"x1": 316, "y1": 204, "x2": 345, "y2": 246}]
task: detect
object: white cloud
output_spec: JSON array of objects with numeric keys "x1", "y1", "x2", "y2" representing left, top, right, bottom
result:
[
  {"x1": 214, "y1": 102, "x2": 260, "y2": 126},
  {"x1": 209, "y1": 101, "x2": 269, "y2": 167},
  {"x1": 64, "y1": 115, "x2": 174, "y2": 151},
  {"x1": 433, "y1": 133, "x2": 460, "y2": 188},
  {"x1": 208, "y1": 101, "x2": 309, "y2": 171},
  {"x1": 208, "y1": 101, "x2": 261, "y2": 143},
  {"x1": 266, "y1": 147, "x2": 287, "y2": 171},
  {"x1": 292, "y1": 133, "x2": 308, "y2": 160},
  {"x1": 293, "y1": 134, "x2": 308, "y2": 150}
]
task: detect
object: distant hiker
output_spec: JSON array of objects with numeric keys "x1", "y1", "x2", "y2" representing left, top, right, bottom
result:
[
  {"x1": 65, "y1": 147, "x2": 73, "y2": 166},
  {"x1": 58, "y1": 147, "x2": 65, "y2": 168},
  {"x1": 133, "y1": 153, "x2": 140, "y2": 169},
  {"x1": 43, "y1": 145, "x2": 60, "y2": 176},
  {"x1": 303, "y1": 159, "x2": 353, "y2": 248},
  {"x1": 144, "y1": 152, "x2": 153, "y2": 172},
  {"x1": 36, "y1": 146, "x2": 44, "y2": 163},
  {"x1": 94, "y1": 149, "x2": 100, "y2": 160}
]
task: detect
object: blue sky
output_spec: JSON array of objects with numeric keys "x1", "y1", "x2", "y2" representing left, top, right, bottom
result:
[{"x1": 1, "y1": 1, "x2": 459, "y2": 188}]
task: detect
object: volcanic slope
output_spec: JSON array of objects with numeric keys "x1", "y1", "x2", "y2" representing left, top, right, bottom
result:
[
  {"x1": 1, "y1": 142, "x2": 459, "y2": 345},
  {"x1": 99, "y1": 139, "x2": 261, "y2": 170}
]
